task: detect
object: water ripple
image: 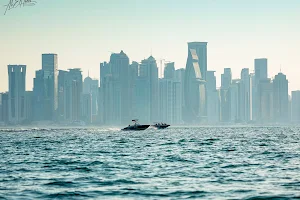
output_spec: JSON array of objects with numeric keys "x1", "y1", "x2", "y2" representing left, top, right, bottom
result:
[{"x1": 0, "y1": 127, "x2": 300, "y2": 199}]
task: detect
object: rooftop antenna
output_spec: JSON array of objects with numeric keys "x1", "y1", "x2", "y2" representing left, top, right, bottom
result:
[
  {"x1": 280, "y1": 64, "x2": 282, "y2": 73},
  {"x1": 88, "y1": 70, "x2": 90, "y2": 77}
]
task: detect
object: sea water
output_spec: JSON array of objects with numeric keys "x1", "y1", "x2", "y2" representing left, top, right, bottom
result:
[{"x1": 0, "y1": 127, "x2": 299, "y2": 199}]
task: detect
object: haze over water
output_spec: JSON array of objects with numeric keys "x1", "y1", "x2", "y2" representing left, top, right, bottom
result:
[
  {"x1": 1, "y1": 127, "x2": 299, "y2": 199},
  {"x1": 1, "y1": 0, "x2": 300, "y2": 92}
]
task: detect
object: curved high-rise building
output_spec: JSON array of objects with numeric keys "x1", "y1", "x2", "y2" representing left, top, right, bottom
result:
[{"x1": 184, "y1": 42, "x2": 207, "y2": 123}]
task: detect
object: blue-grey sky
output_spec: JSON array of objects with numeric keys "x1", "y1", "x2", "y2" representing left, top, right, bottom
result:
[{"x1": 0, "y1": 0, "x2": 299, "y2": 92}]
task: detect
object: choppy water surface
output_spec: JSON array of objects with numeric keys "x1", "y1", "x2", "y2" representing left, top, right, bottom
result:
[{"x1": 0, "y1": 127, "x2": 300, "y2": 199}]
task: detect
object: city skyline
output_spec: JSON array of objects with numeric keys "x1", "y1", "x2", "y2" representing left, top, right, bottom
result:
[
  {"x1": 0, "y1": 46, "x2": 296, "y2": 125},
  {"x1": 1, "y1": 0, "x2": 300, "y2": 92},
  {"x1": 0, "y1": 49, "x2": 297, "y2": 94}
]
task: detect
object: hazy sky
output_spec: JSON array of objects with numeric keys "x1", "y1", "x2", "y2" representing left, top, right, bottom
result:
[{"x1": 0, "y1": 0, "x2": 299, "y2": 92}]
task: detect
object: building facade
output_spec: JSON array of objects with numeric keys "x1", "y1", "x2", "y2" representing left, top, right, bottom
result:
[
  {"x1": 220, "y1": 68, "x2": 232, "y2": 122},
  {"x1": 42, "y1": 54, "x2": 58, "y2": 120},
  {"x1": 110, "y1": 51, "x2": 131, "y2": 125},
  {"x1": 0, "y1": 93, "x2": 9, "y2": 124},
  {"x1": 273, "y1": 72, "x2": 289, "y2": 123},
  {"x1": 66, "y1": 69, "x2": 83, "y2": 122},
  {"x1": 83, "y1": 76, "x2": 99, "y2": 120},
  {"x1": 291, "y1": 91, "x2": 300, "y2": 123},
  {"x1": 206, "y1": 71, "x2": 219, "y2": 123},
  {"x1": 8, "y1": 65, "x2": 26, "y2": 124},
  {"x1": 57, "y1": 70, "x2": 68, "y2": 122},
  {"x1": 257, "y1": 79, "x2": 273, "y2": 123},
  {"x1": 252, "y1": 58, "x2": 268, "y2": 121},
  {"x1": 164, "y1": 62, "x2": 175, "y2": 79},
  {"x1": 136, "y1": 56, "x2": 159, "y2": 123},
  {"x1": 239, "y1": 68, "x2": 251, "y2": 122},
  {"x1": 230, "y1": 79, "x2": 240, "y2": 122},
  {"x1": 159, "y1": 64, "x2": 182, "y2": 124},
  {"x1": 81, "y1": 93, "x2": 92, "y2": 124},
  {"x1": 184, "y1": 42, "x2": 207, "y2": 123}
]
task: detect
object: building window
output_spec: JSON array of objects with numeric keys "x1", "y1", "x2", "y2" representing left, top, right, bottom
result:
[
  {"x1": 21, "y1": 97, "x2": 25, "y2": 118},
  {"x1": 11, "y1": 99, "x2": 15, "y2": 118}
]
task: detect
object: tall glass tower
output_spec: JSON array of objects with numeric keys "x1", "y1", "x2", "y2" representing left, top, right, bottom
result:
[
  {"x1": 184, "y1": 42, "x2": 207, "y2": 123},
  {"x1": 42, "y1": 54, "x2": 58, "y2": 120},
  {"x1": 273, "y1": 72, "x2": 289, "y2": 123},
  {"x1": 8, "y1": 65, "x2": 26, "y2": 124},
  {"x1": 252, "y1": 58, "x2": 268, "y2": 121}
]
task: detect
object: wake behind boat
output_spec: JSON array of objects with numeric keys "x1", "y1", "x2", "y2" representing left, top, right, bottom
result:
[{"x1": 122, "y1": 119, "x2": 150, "y2": 131}]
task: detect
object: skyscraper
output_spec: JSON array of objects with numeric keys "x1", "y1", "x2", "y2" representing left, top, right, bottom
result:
[
  {"x1": 184, "y1": 42, "x2": 207, "y2": 123},
  {"x1": 159, "y1": 78, "x2": 174, "y2": 123},
  {"x1": 99, "y1": 62, "x2": 112, "y2": 124},
  {"x1": 0, "y1": 93, "x2": 9, "y2": 124},
  {"x1": 83, "y1": 76, "x2": 99, "y2": 119},
  {"x1": 239, "y1": 68, "x2": 251, "y2": 122},
  {"x1": 220, "y1": 68, "x2": 232, "y2": 122},
  {"x1": 7, "y1": 65, "x2": 26, "y2": 124},
  {"x1": 291, "y1": 91, "x2": 300, "y2": 123},
  {"x1": 56, "y1": 69, "x2": 83, "y2": 123},
  {"x1": 135, "y1": 77, "x2": 150, "y2": 123},
  {"x1": 81, "y1": 93, "x2": 92, "y2": 124},
  {"x1": 99, "y1": 52, "x2": 132, "y2": 125},
  {"x1": 100, "y1": 62, "x2": 111, "y2": 87},
  {"x1": 66, "y1": 69, "x2": 83, "y2": 122},
  {"x1": 137, "y1": 56, "x2": 159, "y2": 123},
  {"x1": 206, "y1": 71, "x2": 219, "y2": 123},
  {"x1": 253, "y1": 58, "x2": 268, "y2": 121},
  {"x1": 175, "y1": 68, "x2": 185, "y2": 112},
  {"x1": 221, "y1": 68, "x2": 232, "y2": 89},
  {"x1": 101, "y1": 74, "x2": 114, "y2": 125},
  {"x1": 188, "y1": 42, "x2": 208, "y2": 80},
  {"x1": 129, "y1": 61, "x2": 139, "y2": 118},
  {"x1": 0, "y1": 93, "x2": 2, "y2": 123},
  {"x1": 250, "y1": 73, "x2": 255, "y2": 121},
  {"x1": 42, "y1": 54, "x2": 58, "y2": 120},
  {"x1": 164, "y1": 62, "x2": 175, "y2": 79},
  {"x1": 257, "y1": 79, "x2": 273, "y2": 123},
  {"x1": 159, "y1": 62, "x2": 182, "y2": 124},
  {"x1": 172, "y1": 81, "x2": 182, "y2": 124},
  {"x1": 110, "y1": 51, "x2": 130, "y2": 125},
  {"x1": 57, "y1": 70, "x2": 68, "y2": 121},
  {"x1": 230, "y1": 79, "x2": 240, "y2": 122},
  {"x1": 273, "y1": 72, "x2": 289, "y2": 123},
  {"x1": 24, "y1": 91, "x2": 33, "y2": 123},
  {"x1": 33, "y1": 70, "x2": 46, "y2": 121},
  {"x1": 254, "y1": 58, "x2": 268, "y2": 80}
]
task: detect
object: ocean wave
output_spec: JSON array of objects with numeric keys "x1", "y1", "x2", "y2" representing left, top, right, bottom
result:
[
  {"x1": 0, "y1": 127, "x2": 299, "y2": 199},
  {"x1": 43, "y1": 191, "x2": 91, "y2": 199},
  {"x1": 44, "y1": 181, "x2": 75, "y2": 187}
]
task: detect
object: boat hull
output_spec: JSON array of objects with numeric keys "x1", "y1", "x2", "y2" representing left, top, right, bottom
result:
[
  {"x1": 122, "y1": 125, "x2": 150, "y2": 131},
  {"x1": 153, "y1": 125, "x2": 170, "y2": 129}
]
